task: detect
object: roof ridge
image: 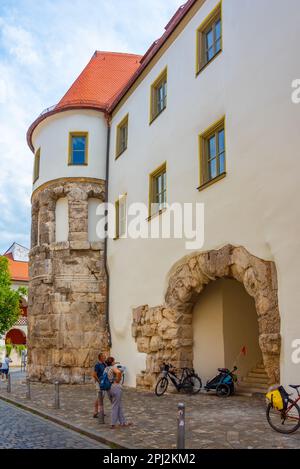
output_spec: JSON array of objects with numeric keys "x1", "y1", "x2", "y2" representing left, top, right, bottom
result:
[{"x1": 94, "y1": 50, "x2": 142, "y2": 58}]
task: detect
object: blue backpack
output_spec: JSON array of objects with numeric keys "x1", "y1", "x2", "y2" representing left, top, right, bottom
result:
[{"x1": 100, "y1": 368, "x2": 113, "y2": 391}]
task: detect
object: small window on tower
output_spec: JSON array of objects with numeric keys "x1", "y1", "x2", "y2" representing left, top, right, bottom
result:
[
  {"x1": 69, "y1": 132, "x2": 88, "y2": 165},
  {"x1": 33, "y1": 148, "x2": 40, "y2": 183}
]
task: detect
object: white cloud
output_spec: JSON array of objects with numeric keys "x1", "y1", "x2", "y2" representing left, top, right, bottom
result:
[
  {"x1": 0, "y1": 79, "x2": 7, "y2": 103},
  {"x1": 0, "y1": 0, "x2": 184, "y2": 252},
  {"x1": 1, "y1": 23, "x2": 40, "y2": 65}
]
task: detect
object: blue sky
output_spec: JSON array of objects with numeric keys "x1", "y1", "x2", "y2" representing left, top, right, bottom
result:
[{"x1": 0, "y1": 0, "x2": 183, "y2": 253}]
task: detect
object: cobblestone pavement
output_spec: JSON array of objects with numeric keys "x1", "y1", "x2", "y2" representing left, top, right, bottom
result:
[
  {"x1": 0, "y1": 399, "x2": 107, "y2": 449},
  {"x1": 1, "y1": 371, "x2": 300, "y2": 449}
]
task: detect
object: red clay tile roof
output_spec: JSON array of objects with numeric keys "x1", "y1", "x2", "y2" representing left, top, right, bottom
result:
[
  {"x1": 27, "y1": 0, "x2": 198, "y2": 151},
  {"x1": 4, "y1": 254, "x2": 29, "y2": 282},
  {"x1": 56, "y1": 51, "x2": 142, "y2": 110}
]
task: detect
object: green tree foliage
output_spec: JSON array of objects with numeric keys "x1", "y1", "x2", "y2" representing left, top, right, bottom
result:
[{"x1": 0, "y1": 257, "x2": 25, "y2": 336}]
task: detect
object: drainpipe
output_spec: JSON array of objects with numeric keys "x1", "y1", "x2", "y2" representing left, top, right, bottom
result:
[{"x1": 104, "y1": 114, "x2": 112, "y2": 347}]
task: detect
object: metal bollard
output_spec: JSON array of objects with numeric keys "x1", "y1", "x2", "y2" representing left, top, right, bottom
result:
[
  {"x1": 26, "y1": 378, "x2": 31, "y2": 399},
  {"x1": 54, "y1": 381, "x2": 60, "y2": 409},
  {"x1": 177, "y1": 403, "x2": 185, "y2": 449},
  {"x1": 7, "y1": 373, "x2": 11, "y2": 393},
  {"x1": 98, "y1": 390, "x2": 105, "y2": 424}
]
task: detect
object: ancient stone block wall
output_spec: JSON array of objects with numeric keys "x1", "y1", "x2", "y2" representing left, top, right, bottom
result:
[
  {"x1": 28, "y1": 179, "x2": 109, "y2": 383},
  {"x1": 132, "y1": 245, "x2": 281, "y2": 390}
]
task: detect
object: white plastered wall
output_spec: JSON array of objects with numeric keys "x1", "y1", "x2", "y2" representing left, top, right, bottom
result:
[
  {"x1": 88, "y1": 198, "x2": 104, "y2": 242},
  {"x1": 32, "y1": 109, "x2": 107, "y2": 190},
  {"x1": 193, "y1": 281, "x2": 224, "y2": 384},
  {"x1": 107, "y1": 0, "x2": 300, "y2": 387},
  {"x1": 193, "y1": 279, "x2": 261, "y2": 385},
  {"x1": 222, "y1": 279, "x2": 261, "y2": 379}
]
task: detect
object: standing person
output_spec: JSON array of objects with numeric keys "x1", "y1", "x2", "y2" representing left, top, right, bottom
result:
[
  {"x1": 0, "y1": 354, "x2": 12, "y2": 380},
  {"x1": 105, "y1": 357, "x2": 132, "y2": 429},
  {"x1": 92, "y1": 352, "x2": 107, "y2": 418}
]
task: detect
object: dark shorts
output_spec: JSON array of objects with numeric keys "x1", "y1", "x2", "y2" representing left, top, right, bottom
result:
[{"x1": 0, "y1": 369, "x2": 8, "y2": 375}]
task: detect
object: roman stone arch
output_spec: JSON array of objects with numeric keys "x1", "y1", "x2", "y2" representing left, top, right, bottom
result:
[{"x1": 132, "y1": 244, "x2": 281, "y2": 390}]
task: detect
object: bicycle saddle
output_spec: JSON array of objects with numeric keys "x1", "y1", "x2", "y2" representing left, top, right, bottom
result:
[{"x1": 289, "y1": 384, "x2": 300, "y2": 390}]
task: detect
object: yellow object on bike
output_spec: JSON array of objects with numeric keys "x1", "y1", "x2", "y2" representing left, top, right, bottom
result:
[{"x1": 266, "y1": 386, "x2": 288, "y2": 411}]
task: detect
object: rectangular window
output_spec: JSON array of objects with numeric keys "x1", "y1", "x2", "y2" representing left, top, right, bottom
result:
[
  {"x1": 115, "y1": 194, "x2": 127, "y2": 238},
  {"x1": 116, "y1": 115, "x2": 129, "y2": 158},
  {"x1": 33, "y1": 148, "x2": 40, "y2": 183},
  {"x1": 149, "y1": 163, "x2": 167, "y2": 217},
  {"x1": 150, "y1": 68, "x2": 167, "y2": 123},
  {"x1": 199, "y1": 117, "x2": 226, "y2": 190},
  {"x1": 69, "y1": 132, "x2": 88, "y2": 165},
  {"x1": 196, "y1": 3, "x2": 222, "y2": 74}
]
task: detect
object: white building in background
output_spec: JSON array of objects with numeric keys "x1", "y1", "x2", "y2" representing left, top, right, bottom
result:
[{"x1": 27, "y1": 0, "x2": 300, "y2": 391}]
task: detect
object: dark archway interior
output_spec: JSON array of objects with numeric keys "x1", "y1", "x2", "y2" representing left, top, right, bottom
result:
[{"x1": 6, "y1": 328, "x2": 26, "y2": 345}]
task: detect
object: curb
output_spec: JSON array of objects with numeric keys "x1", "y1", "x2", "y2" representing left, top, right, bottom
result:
[{"x1": 0, "y1": 393, "x2": 132, "y2": 450}]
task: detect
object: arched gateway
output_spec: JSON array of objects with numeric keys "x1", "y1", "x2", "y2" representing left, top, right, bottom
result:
[{"x1": 132, "y1": 245, "x2": 281, "y2": 390}]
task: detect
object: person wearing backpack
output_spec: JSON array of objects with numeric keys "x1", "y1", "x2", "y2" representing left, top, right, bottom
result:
[
  {"x1": 103, "y1": 356, "x2": 132, "y2": 429},
  {"x1": 92, "y1": 352, "x2": 107, "y2": 418}
]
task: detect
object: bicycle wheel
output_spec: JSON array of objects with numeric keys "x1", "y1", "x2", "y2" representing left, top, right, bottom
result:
[
  {"x1": 155, "y1": 377, "x2": 168, "y2": 396},
  {"x1": 216, "y1": 383, "x2": 231, "y2": 397},
  {"x1": 266, "y1": 399, "x2": 300, "y2": 434},
  {"x1": 182, "y1": 375, "x2": 202, "y2": 394}
]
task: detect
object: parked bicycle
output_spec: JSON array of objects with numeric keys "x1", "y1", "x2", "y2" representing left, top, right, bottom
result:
[
  {"x1": 155, "y1": 363, "x2": 202, "y2": 396},
  {"x1": 266, "y1": 384, "x2": 300, "y2": 434}
]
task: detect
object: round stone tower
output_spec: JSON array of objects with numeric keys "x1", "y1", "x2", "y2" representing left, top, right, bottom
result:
[
  {"x1": 28, "y1": 108, "x2": 109, "y2": 383},
  {"x1": 26, "y1": 51, "x2": 142, "y2": 383}
]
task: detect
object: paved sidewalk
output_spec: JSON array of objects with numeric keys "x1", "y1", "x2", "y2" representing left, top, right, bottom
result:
[
  {"x1": 0, "y1": 400, "x2": 106, "y2": 449},
  {"x1": 0, "y1": 373, "x2": 299, "y2": 449}
]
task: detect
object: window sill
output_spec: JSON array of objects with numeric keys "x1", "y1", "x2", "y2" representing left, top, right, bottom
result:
[
  {"x1": 197, "y1": 172, "x2": 226, "y2": 192},
  {"x1": 149, "y1": 106, "x2": 166, "y2": 125},
  {"x1": 115, "y1": 147, "x2": 127, "y2": 160},
  {"x1": 68, "y1": 162, "x2": 88, "y2": 166},
  {"x1": 147, "y1": 207, "x2": 167, "y2": 222},
  {"x1": 196, "y1": 49, "x2": 222, "y2": 77}
]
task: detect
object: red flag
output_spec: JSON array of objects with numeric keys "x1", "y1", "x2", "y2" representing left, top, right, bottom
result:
[{"x1": 241, "y1": 346, "x2": 247, "y2": 356}]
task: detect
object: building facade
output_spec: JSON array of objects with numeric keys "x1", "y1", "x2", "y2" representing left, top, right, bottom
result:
[{"x1": 27, "y1": 0, "x2": 300, "y2": 389}]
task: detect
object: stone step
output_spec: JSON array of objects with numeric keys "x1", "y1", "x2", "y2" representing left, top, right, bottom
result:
[
  {"x1": 236, "y1": 385, "x2": 267, "y2": 395},
  {"x1": 251, "y1": 368, "x2": 268, "y2": 375},
  {"x1": 256, "y1": 363, "x2": 265, "y2": 370},
  {"x1": 238, "y1": 381, "x2": 268, "y2": 391},
  {"x1": 248, "y1": 371, "x2": 268, "y2": 379},
  {"x1": 242, "y1": 375, "x2": 269, "y2": 384}
]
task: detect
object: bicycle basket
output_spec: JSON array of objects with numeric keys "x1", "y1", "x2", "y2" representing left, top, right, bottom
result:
[{"x1": 266, "y1": 386, "x2": 289, "y2": 411}]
